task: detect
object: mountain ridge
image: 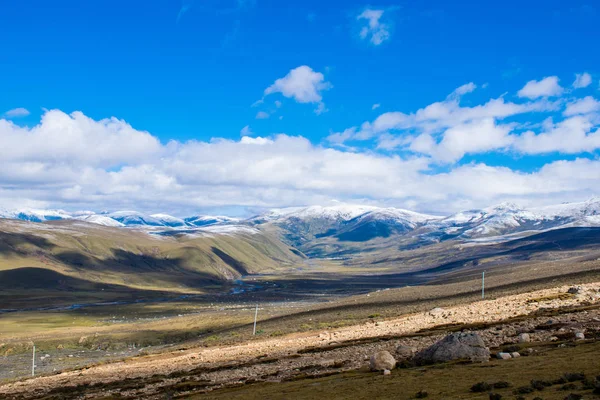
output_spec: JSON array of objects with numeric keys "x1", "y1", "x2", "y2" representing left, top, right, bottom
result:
[{"x1": 1, "y1": 199, "x2": 599, "y2": 245}]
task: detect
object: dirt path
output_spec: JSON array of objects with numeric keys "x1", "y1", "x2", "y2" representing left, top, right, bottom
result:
[{"x1": 1, "y1": 282, "x2": 599, "y2": 398}]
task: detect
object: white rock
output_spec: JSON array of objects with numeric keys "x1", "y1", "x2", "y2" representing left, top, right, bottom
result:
[
  {"x1": 518, "y1": 333, "x2": 530, "y2": 343},
  {"x1": 370, "y1": 350, "x2": 396, "y2": 371}
]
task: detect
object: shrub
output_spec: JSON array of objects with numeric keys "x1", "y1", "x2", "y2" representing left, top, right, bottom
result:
[
  {"x1": 514, "y1": 386, "x2": 535, "y2": 394},
  {"x1": 563, "y1": 373, "x2": 585, "y2": 382},
  {"x1": 581, "y1": 378, "x2": 597, "y2": 389},
  {"x1": 530, "y1": 380, "x2": 552, "y2": 390},
  {"x1": 471, "y1": 382, "x2": 492, "y2": 392},
  {"x1": 552, "y1": 377, "x2": 568, "y2": 385},
  {"x1": 489, "y1": 393, "x2": 502, "y2": 400},
  {"x1": 415, "y1": 390, "x2": 428, "y2": 398},
  {"x1": 493, "y1": 381, "x2": 511, "y2": 389}
]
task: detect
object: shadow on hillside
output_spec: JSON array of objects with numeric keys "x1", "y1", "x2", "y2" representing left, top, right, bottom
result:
[
  {"x1": 53, "y1": 249, "x2": 224, "y2": 288},
  {"x1": 0, "y1": 267, "x2": 198, "y2": 310},
  {"x1": 0, "y1": 232, "x2": 56, "y2": 256},
  {"x1": 211, "y1": 247, "x2": 248, "y2": 275}
]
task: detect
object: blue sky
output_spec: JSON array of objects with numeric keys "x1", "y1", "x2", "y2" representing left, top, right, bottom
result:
[{"x1": 1, "y1": 0, "x2": 599, "y2": 215}]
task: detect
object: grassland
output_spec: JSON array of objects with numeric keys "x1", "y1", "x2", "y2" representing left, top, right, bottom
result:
[
  {"x1": 199, "y1": 341, "x2": 600, "y2": 400},
  {"x1": 0, "y1": 218, "x2": 303, "y2": 309}
]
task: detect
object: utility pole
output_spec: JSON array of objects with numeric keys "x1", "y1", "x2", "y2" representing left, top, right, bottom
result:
[
  {"x1": 32, "y1": 344, "x2": 35, "y2": 377},
  {"x1": 482, "y1": 271, "x2": 485, "y2": 299},
  {"x1": 253, "y1": 304, "x2": 258, "y2": 335}
]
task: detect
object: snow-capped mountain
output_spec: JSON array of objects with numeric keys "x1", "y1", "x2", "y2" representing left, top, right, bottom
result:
[
  {"x1": 184, "y1": 215, "x2": 241, "y2": 227},
  {"x1": 150, "y1": 214, "x2": 188, "y2": 227},
  {"x1": 0, "y1": 208, "x2": 73, "y2": 223},
  {"x1": 422, "y1": 198, "x2": 600, "y2": 242},
  {"x1": 256, "y1": 204, "x2": 437, "y2": 224},
  {"x1": 256, "y1": 204, "x2": 441, "y2": 244},
  {"x1": 0, "y1": 198, "x2": 599, "y2": 244},
  {"x1": 104, "y1": 211, "x2": 165, "y2": 227},
  {"x1": 0, "y1": 209, "x2": 242, "y2": 230},
  {"x1": 75, "y1": 214, "x2": 125, "y2": 227}
]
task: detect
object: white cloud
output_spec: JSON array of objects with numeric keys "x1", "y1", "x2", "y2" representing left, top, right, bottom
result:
[
  {"x1": 372, "y1": 103, "x2": 380, "y2": 110},
  {"x1": 517, "y1": 76, "x2": 564, "y2": 99},
  {"x1": 328, "y1": 82, "x2": 558, "y2": 147},
  {"x1": 326, "y1": 76, "x2": 600, "y2": 164},
  {"x1": 240, "y1": 125, "x2": 253, "y2": 136},
  {"x1": 357, "y1": 9, "x2": 390, "y2": 45},
  {"x1": 256, "y1": 111, "x2": 270, "y2": 119},
  {"x1": 264, "y1": 65, "x2": 331, "y2": 103},
  {"x1": 573, "y1": 72, "x2": 592, "y2": 89},
  {"x1": 4, "y1": 107, "x2": 30, "y2": 118},
  {"x1": 450, "y1": 82, "x2": 477, "y2": 97},
  {"x1": 513, "y1": 115, "x2": 600, "y2": 154},
  {"x1": 410, "y1": 119, "x2": 513, "y2": 163},
  {"x1": 5, "y1": 70, "x2": 600, "y2": 217},
  {"x1": 239, "y1": 136, "x2": 273, "y2": 145},
  {"x1": 0, "y1": 110, "x2": 162, "y2": 168},
  {"x1": 264, "y1": 66, "x2": 331, "y2": 115},
  {"x1": 563, "y1": 96, "x2": 600, "y2": 116},
  {"x1": 314, "y1": 102, "x2": 328, "y2": 115},
  {"x1": 328, "y1": 128, "x2": 356, "y2": 145}
]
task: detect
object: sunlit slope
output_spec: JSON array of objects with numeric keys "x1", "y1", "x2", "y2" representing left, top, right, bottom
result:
[{"x1": 0, "y1": 219, "x2": 302, "y2": 293}]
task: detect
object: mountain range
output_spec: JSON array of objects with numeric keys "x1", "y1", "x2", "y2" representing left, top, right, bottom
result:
[
  {"x1": 1, "y1": 198, "x2": 600, "y2": 300},
  {"x1": 2, "y1": 198, "x2": 599, "y2": 245}
]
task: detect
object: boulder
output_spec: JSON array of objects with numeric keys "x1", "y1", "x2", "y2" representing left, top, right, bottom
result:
[
  {"x1": 496, "y1": 352, "x2": 512, "y2": 360},
  {"x1": 518, "y1": 333, "x2": 530, "y2": 343},
  {"x1": 370, "y1": 350, "x2": 396, "y2": 371},
  {"x1": 567, "y1": 286, "x2": 582, "y2": 294},
  {"x1": 510, "y1": 352, "x2": 521, "y2": 358},
  {"x1": 383, "y1": 369, "x2": 391, "y2": 376},
  {"x1": 413, "y1": 332, "x2": 490, "y2": 365},
  {"x1": 396, "y1": 345, "x2": 417, "y2": 360},
  {"x1": 575, "y1": 332, "x2": 585, "y2": 340}
]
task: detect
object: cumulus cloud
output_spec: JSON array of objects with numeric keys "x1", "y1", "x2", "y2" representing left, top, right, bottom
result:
[
  {"x1": 563, "y1": 96, "x2": 600, "y2": 116},
  {"x1": 328, "y1": 81, "x2": 558, "y2": 150},
  {"x1": 327, "y1": 75, "x2": 600, "y2": 165},
  {"x1": 264, "y1": 65, "x2": 331, "y2": 114},
  {"x1": 357, "y1": 9, "x2": 390, "y2": 45},
  {"x1": 410, "y1": 119, "x2": 513, "y2": 163},
  {"x1": 517, "y1": 76, "x2": 564, "y2": 99},
  {"x1": 513, "y1": 115, "x2": 600, "y2": 154},
  {"x1": 3, "y1": 108, "x2": 30, "y2": 118},
  {"x1": 0, "y1": 109, "x2": 599, "y2": 215},
  {"x1": 573, "y1": 72, "x2": 592, "y2": 89},
  {"x1": 372, "y1": 103, "x2": 380, "y2": 110},
  {"x1": 0, "y1": 110, "x2": 162, "y2": 168}
]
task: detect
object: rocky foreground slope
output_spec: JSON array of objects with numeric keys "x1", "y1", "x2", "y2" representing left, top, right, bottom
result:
[{"x1": 1, "y1": 283, "x2": 598, "y2": 399}]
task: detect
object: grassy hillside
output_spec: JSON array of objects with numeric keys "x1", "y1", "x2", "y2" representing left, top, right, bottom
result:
[{"x1": 0, "y1": 219, "x2": 303, "y2": 308}]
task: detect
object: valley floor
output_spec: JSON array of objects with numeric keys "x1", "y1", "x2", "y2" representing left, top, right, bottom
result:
[{"x1": 1, "y1": 281, "x2": 599, "y2": 399}]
